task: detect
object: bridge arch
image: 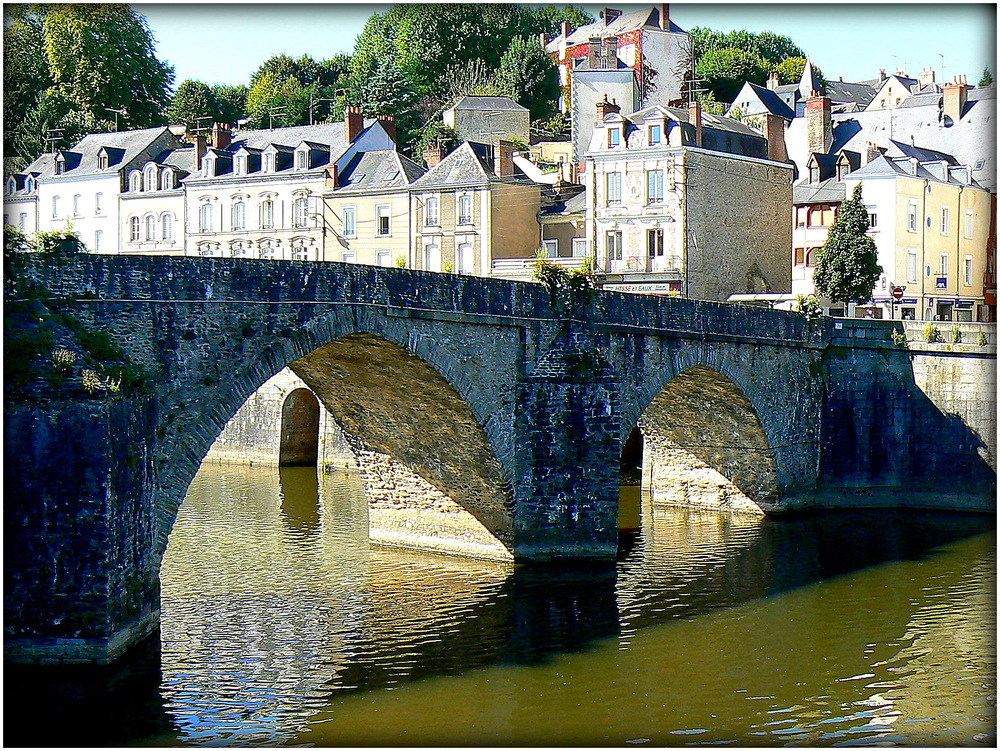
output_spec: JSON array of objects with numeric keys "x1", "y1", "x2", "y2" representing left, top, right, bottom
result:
[
  {"x1": 624, "y1": 364, "x2": 779, "y2": 515},
  {"x1": 153, "y1": 304, "x2": 519, "y2": 566},
  {"x1": 278, "y1": 388, "x2": 320, "y2": 466}
]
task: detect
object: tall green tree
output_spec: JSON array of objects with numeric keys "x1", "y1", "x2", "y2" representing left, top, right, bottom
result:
[
  {"x1": 697, "y1": 48, "x2": 770, "y2": 102},
  {"x1": 813, "y1": 184, "x2": 883, "y2": 305},
  {"x1": 980, "y1": 67, "x2": 994, "y2": 87},
  {"x1": 42, "y1": 4, "x2": 174, "y2": 130},
  {"x1": 210, "y1": 84, "x2": 249, "y2": 125},
  {"x1": 773, "y1": 56, "x2": 825, "y2": 87},
  {"x1": 495, "y1": 37, "x2": 561, "y2": 120},
  {"x1": 164, "y1": 80, "x2": 219, "y2": 130},
  {"x1": 246, "y1": 72, "x2": 311, "y2": 128},
  {"x1": 3, "y1": 5, "x2": 53, "y2": 163}
]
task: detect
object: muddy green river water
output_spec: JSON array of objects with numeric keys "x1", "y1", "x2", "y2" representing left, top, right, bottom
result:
[{"x1": 6, "y1": 463, "x2": 996, "y2": 746}]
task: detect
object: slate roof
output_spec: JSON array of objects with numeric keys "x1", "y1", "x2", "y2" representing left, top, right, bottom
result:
[
  {"x1": 232, "y1": 122, "x2": 361, "y2": 151},
  {"x1": 545, "y1": 6, "x2": 683, "y2": 51},
  {"x1": 448, "y1": 96, "x2": 528, "y2": 113},
  {"x1": 411, "y1": 141, "x2": 532, "y2": 188},
  {"x1": 539, "y1": 186, "x2": 587, "y2": 216},
  {"x1": 826, "y1": 80, "x2": 877, "y2": 106},
  {"x1": 154, "y1": 146, "x2": 198, "y2": 173},
  {"x1": 848, "y1": 154, "x2": 986, "y2": 189},
  {"x1": 336, "y1": 149, "x2": 425, "y2": 192},
  {"x1": 793, "y1": 178, "x2": 847, "y2": 204},
  {"x1": 34, "y1": 127, "x2": 174, "y2": 179},
  {"x1": 729, "y1": 82, "x2": 795, "y2": 120}
]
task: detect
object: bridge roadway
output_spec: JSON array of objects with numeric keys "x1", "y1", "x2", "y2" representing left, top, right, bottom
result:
[{"x1": 5, "y1": 255, "x2": 995, "y2": 664}]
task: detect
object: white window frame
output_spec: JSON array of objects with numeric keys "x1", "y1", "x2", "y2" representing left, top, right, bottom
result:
[
  {"x1": 341, "y1": 252, "x2": 355, "y2": 264},
  {"x1": 95, "y1": 192, "x2": 103, "y2": 216},
  {"x1": 375, "y1": 250, "x2": 391, "y2": 267},
  {"x1": 425, "y1": 195, "x2": 440, "y2": 226},
  {"x1": 72, "y1": 194, "x2": 81, "y2": 217},
  {"x1": 198, "y1": 202, "x2": 213, "y2": 233},
  {"x1": 376, "y1": 204, "x2": 390, "y2": 236},
  {"x1": 232, "y1": 199, "x2": 246, "y2": 231},
  {"x1": 906, "y1": 248, "x2": 918, "y2": 283},
  {"x1": 940, "y1": 206, "x2": 950, "y2": 235},
  {"x1": 144, "y1": 214, "x2": 156, "y2": 242},
  {"x1": 865, "y1": 205, "x2": 877, "y2": 230},
  {"x1": 572, "y1": 238, "x2": 588, "y2": 258},
  {"x1": 907, "y1": 199, "x2": 918, "y2": 233},
  {"x1": 457, "y1": 194, "x2": 473, "y2": 225},
  {"x1": 294, "y1": 196, "x2": 310, "y2": 229},
  {"x1": 130, "y1": 172, "x2": 142, "y2": 192},
  {"x1": 129, "y1": 216, "x2": 140, "y2": 242},
  {"x1": 162, "y1": 213, "x2": 174, "y2": 241},
  {"x1": 939, "y1": 253, "x2": 949, "y2": 277},
  {"x1": 606, "y1": 230, "x2": 623, "y2": 261},
  {"x1": 94, "y1": 229, "x2": 102, "y2": 252},
  {"x1": 52, "y1": 195, "x2": 60, "y2": 218},
  {"x1": 261, "y1": 199, "x2": 274, "y2": 230},
  {"x1": 542, "y1": 239, "x2": 558, "y2": 257},
  {"x1": 648, "y1": 124, "x2": 662, "y2": 146},
  {"x1": 605, "y1": 172, "x2": 622, "y2": 206},
  {"x1": 144, "y1": 164, "x2": 158, "y2": 191},
  {"x1": 965, "y1": 209, "x2": 974, "y2": 239},
  {"x1": 646, "y1": 169, "x2": 664, "y2": 204},
  {"x1": 295, "y1": 149, "x2": 308, "y2": 170},
  {"x1": 343, "y1": 205, "x2": 356, "y2": 237},
  {"x1": 608, "y1": 127, "x2": 621, "y2": 147},
  {"x1": 162, "y1": 169, "x2": 175, "y2": 190},
  {"x1": 964, "y1": 255, "x2": 974, "y2": 286},
  {"x1": 423, "y1": 240, "x2": 441, "y2": 272},
  {"x1": 457, "y1": 242, "x2": 473, "y2": 274}
]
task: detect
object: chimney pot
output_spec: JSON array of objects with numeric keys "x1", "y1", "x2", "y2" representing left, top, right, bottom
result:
[
  {"x1": 767, "y1": 71, "x2": 780, "y2": 90},
  {"x1": 375, "y1": 114, "x2": 397, "y2": 144},
  {"x1": 211, "y1": 122, "x2": 232, "y2": 150},
  {"x1": 689, "y1": 101, "x2": 703, "y2": 147},
  {"x1": 345, "y1": 106, "x2": 364, "y2": 143}
]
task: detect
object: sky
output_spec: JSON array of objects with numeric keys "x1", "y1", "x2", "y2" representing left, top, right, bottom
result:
[{"x1": 134, "y1": 2, "x2": 997, "y2": 90}]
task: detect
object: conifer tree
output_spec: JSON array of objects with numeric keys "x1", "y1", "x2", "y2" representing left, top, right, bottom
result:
[{"x1": 813, "y1": 184, "x2": 883, "y2": 305}]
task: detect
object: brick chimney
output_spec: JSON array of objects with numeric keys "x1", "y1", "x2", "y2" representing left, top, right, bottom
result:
[
  {"x1": 211, "y1": 122, "x2": 232, "y2": 150},
  {"x1": 596, "y1": 94, "x2": 621, "y2": 120},
  {"x1": 943, "y1": 74, "x2": 969, "y2": 123},
  {"x1": 806, "y1": 94, "x2": 832, "y2": 156},
  {"x1": 659, "y1": 4, "x2": 670, "y2": 30},
  {"x1": 601, "y1": 7, "x2": 622, "y2": 25},
  {"x1": 495, "y1": 140, "x2": 516, "y2": 178},
  {"x1": 345, "y1": 105, "x2": 364, "y2": 143},
  {"x1": 688, "y1": 100, "x2": 703, "y2": 147},
  {"x1": 375, "y1": 114, "x2": 397, "y2": 143},
  {"x1": 766, "y1": 71, "x2": 780, "y2": 90},
  {"x1": 588, "y1": 37, "x2": 603, "y2": 68},
  {"x1": 192, "y1": 133, "x2": 208, "y2": 170},
  {"x1": 865, "y1": 142, "x2": 882, "y2": 164},
  {"x1": 561, "y1": 20, "x2": 570, "y2": 40},
  {"x1": 763, "y1": 113, "x2": 787, "y2": 162},
  {"x1": 424, "y1": 142, "x2": 444, "y2": 168}
]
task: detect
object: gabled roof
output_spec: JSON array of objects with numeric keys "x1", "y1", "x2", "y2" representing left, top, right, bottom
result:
[
  {"x1": 545, "y1": 6, "x2": 683, "y2": 51},
  {"x1": 336, "y1": 149, "x2": 425, "y2": 192},
  {"x1": 39, "y1": 127, "x2": 174, "y2": 178},
  {"x1": 447, "y1": 96, "x2": 528, "y2": 113},
  {"x1": 885, "y1": 140, "x2": 957, "y2": 165},
  {"x1": 412, "y1": 142, "x2": 493, "y2": 188},
  {"x1": 729, "y1": 82, "x2": 795, "y2": 120},
  {"x1": 798, "y1": 58, "x2": 822, "y2": 99}
]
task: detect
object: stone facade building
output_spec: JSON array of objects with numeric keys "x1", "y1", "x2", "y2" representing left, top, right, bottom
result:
[
  {"x1": 442, "y1": 96, "x2": 530, "y2": 146},
  {"x1": 582, "y1": 99, "x2": 793, "y2": 300}
]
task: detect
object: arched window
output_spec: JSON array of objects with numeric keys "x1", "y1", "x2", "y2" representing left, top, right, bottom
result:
[
  {"x1": 129, "y1": 171, "x2": 142, "y2": 192},
  {"x1": 161, "y1": 169, "x2": 174, "y2": 190},
  {"x1": 144, "y1": 214, "x2": 156, "y2": 241},
  {"x1": 260, "y1": 199, "x2": 274, "y2": 229},
  {"x1": 144, "y1": 164, "x2": 158, "y2": 191},
  {"x1": 161, "y1": 213, "x2": 173, "y2": 241},
  {"x1": 425, "y1": 196, "x2": 439, "y2": 226},
  {"x1": 293, "y1": 196, "x2": 309, "y2": 228},
  {"x1": 232, "y1": 199, "x2": 246, "y2": 230},
  {"x1": 129, "y1": 216, "x2": 140, "y2": 242},
  {"x1": 26, "y1": 177, "x2": 36, "y2": 193},
  {"x1": 199, "y1": 202, "x2": 213, "y2": 232}
]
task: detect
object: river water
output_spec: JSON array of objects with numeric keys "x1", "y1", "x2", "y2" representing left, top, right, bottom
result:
[{"x1": 6, "y1": 463, "x2": 996, "y2": 747}]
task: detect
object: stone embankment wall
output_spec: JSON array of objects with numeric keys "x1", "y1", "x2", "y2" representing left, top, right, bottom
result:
[{"x1": 820, "y1": 319, "x2": 996, "y2": 510}]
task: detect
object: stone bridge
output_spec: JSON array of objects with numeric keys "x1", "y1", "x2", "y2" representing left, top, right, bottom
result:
[{"x1": 5, "y1": 256, "x2": 995, "y2": 664}]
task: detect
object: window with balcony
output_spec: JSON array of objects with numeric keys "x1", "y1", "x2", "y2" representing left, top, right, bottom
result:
[
  {"x1": 606, "y1": 230, "x2": 623, "y2": 261},
  {"x1": 647, "y1": 228, "x2": 664, "y2": 258}
]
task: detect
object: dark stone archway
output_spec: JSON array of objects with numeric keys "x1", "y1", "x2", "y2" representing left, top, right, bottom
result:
[{"x1": 278, "y1": 388, "x2": 320, "y2": 466}]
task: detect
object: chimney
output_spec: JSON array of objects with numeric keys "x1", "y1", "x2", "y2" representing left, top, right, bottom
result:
[
  {"x1": 424, "y1": 142, "x2": 444, "y2": 168},
  {"x1": 495, "y1": 140, "x2": 516, "y2": 178},
  {"x1": 918, "y1": 68, "x2": 936, "y2": 87},
  {"x1": 375, "y1": 114, "x2": 397, "y2": 144},
  {"x1": 879, "y1": 69, "x2": 887, "y2": 81},
  {"x1": 943, "y1": 75, "x2": 969, "y2": 123},
  {"x1": 326, "y1": 164, "x2": 339, "y2": 189},
  {"x1": 603, "y1": 36, "x2": 618, "y2": 67},
  {"x1": 766, "y1": 71, "x2": 780, "y2": 90},
  {"x1": 806, "y1": 94, "x2": 832, "y2": 156},
  {"x1": 659, "y1": 4, "x2": 670, "y2": 30},
  {"x1": 211, "y1": 122, "x2": 232, "y2": 150},
  {"x1": 588, "y1": 37, "x2": 603, "y2": 68},
  {"x1": 561, "y1": 20, "x2": 570, "y2": 41},
  {"x1": 865, "y1": 142, "x2": 882, "y2": 164},
  {"x1": 688, "y1": 101, "x2": 703, "y2": 147},
  {"x1": 192, "y1": 134, "x2": 208, "y2": 170},
  {"x1": 596, "y1": 94, "x2": 621, "y2": 120},
  {"x1": 601, "y1": 7, "x2": 622, "y2": 26},
  {"x1": 345, "y1": 105, "x2": 364, "y2": 143},
  {"x1": 763, "y1": 113, "x2": 787, "y2": 162}
]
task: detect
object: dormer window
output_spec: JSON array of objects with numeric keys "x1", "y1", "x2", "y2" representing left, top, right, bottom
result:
[
  {"x1": 204, "y1": 155, "x2": 216, "y2": 178},
  {"x1": 608, "y1": 127, "x2": 621, "y2": 147},
  {"x1": 161, "y1": 169, "x2": 174, "y2": 190},
  {"x1": 144, "y1": 164, "x2": 159, "y2": 191},
  {"x1": 26, "y1": 177, "x2": 36, "y2": 193},
  {"x1": 98, "y1": 152, "x2": 109, "y2": 170},
  {"x1": 54, "y1": 154, "x2": 66, "y2": 175},
  {"x1": 295, "y1": 150, "x2": 308, "y2": 170},
  {"x1": 129, "y1": 171, "x2": 143, "y2": 192},
  {"x1": 263, "y1": 153, "x2": 275, "y2": 173},
  {"x1": 5, "y1": 177, "x2": 15, "y2": 195},
  {"x1": 648, "y1": 124, "x2": 662, "y2": 146},
  {"x1": 235, "y1": 155, "x2": 247, "y2": 175},
  {"x1": 808, "y1": 162, "x2": 820, "y2": 183}
]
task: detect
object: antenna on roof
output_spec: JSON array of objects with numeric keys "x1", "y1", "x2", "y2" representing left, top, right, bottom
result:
[
  {"x1": 44, "y1": 128, "x2": 64, "y2": 154},
  {"x1": 106, "y1": 107, "x2": 127, "y2": 131}
]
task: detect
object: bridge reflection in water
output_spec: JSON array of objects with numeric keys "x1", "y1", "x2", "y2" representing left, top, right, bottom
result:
[{"x1": 5, "y1": 462, "x2": 994, "y2": 747}]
